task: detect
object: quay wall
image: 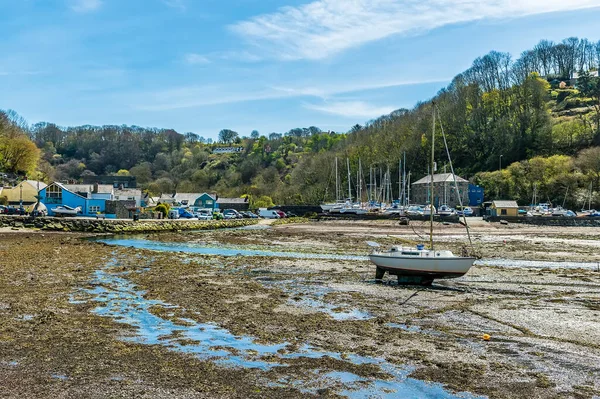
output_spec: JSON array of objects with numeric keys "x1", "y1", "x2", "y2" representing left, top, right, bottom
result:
[
  {"x1": 485, "y1": 216, "x2": 600, "y2": 227},
  {"x1": 0, "y1": 216, "x2": 258, "y2": 233}
]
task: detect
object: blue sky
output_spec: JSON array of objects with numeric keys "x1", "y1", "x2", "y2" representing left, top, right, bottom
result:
[{"x1": 1, "y1": 0, "x2": 600, "y2": 139}]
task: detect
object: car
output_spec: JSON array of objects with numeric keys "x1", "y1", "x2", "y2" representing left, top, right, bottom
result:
[
  {"x1": 195, "y1": 209, "x2": 213, "y2": 220},
  {"x1": 285, "y1": 212, "x2": 298, "y2": 218},
  {"x1": 244, "y1": 211, "x2": 259, "y2": 219},
  {"x1": 222, "y1": 209, "x2": 243, "y2": 219},
  {"x1": 0, "y1": 205, "x2": 7, "y2": 214},
  {"x1": 274, "y1": 210, "x2": 286, "y2": 218}
]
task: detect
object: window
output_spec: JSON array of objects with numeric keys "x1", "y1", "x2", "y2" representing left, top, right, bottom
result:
[
  {"x1": 89, "y1": 206, "x2": 101, "y2": 213},
  {"x1": 501, "y1": 209, "x2": 507, "y2": 215},
  {"x1": 46, "y1": 185, "x2": 62, "y2": 203}
]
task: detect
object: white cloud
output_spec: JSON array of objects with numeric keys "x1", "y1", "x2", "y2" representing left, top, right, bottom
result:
[
  {"x1": 304, "y1": 100, "x2": 397, "y2": 118},
  {"x1": 230, "y1": 0, "x2": 600, "y2": 60},
  {"x1": 162, "y1": 0, "x2": 186, "y2": 10},
  {"x1": 71, "y1": 0, "x2": 102, "y2": 13},
  {"x1": 184, "y1": 53, "x2": 211, "y2": 65},
  {"x1": 135, "y1": 77, "x2": 446, "y2": 111}
]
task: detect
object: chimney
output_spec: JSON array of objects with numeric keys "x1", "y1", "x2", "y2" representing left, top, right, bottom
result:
[{"x1": 93, "y1": 182, "x2": 99, "y2": 194}]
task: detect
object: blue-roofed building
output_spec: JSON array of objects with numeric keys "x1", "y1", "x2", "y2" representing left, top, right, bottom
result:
[{"x1": 468, "y1": 184, "x2": 484, "y2": 206}]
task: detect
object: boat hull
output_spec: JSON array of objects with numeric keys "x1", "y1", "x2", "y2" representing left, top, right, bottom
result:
[{"x1": 369, "y1": 254, "x2": 475, "y2": 279}]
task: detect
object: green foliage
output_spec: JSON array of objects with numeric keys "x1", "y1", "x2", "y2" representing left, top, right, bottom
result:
[
  {"x1": 0, "y1": 196, "x2": 7, "y2": 206},
  {"x1": 252, "y1": 195, "x2": 275, "y2": 209},
  {"x1": 154, "y1": 203, "x2": 169, "y2": 218}
]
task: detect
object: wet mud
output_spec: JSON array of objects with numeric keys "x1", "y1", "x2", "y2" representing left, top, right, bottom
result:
[{"x1": 1, "y1": 220, "x2": 600, "y2": 398}]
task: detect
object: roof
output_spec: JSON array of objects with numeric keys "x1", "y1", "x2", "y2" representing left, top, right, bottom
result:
[
  {"x1": 63, "y1": 184, "x2": 114, "y2": 194},
  {"x1": 24, "y1": 180, "x2": 48, "y2": 190},
  {"x1": 492, "y1": 200, "x2": 518, "y2": 208},
  {"x1": 216, "y1": 197, "x2": 248, "y2": 204},
  {"x1": 114, "y1": 188, "x2": 142, "y2": 197},
  {"x1": 412, "y1": 173, "x2": 468, "y2": 185}
]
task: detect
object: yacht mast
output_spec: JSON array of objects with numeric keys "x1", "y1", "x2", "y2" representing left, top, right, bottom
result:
[
  {"x1": 347, "y1": 158, "x2": 352, "y2": 202},
  {"x1": 430, "y1": 106, "x2": 435, "y2": 250},
  {"x1": 335, "y1": 157, "x2": 339, "y2": 202}
]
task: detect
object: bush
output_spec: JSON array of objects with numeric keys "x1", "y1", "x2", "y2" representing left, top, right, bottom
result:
[
  {"x1": 0, "y1": 196, "x2": 7, "y2": 206},
  {"x1": 155, "y1": 203, "x2": 169, "y2": 218}
]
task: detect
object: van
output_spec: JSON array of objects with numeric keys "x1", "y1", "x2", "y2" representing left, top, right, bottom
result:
[{"x1": 258, "y1": 208, "x2": 280, "y2": 219}]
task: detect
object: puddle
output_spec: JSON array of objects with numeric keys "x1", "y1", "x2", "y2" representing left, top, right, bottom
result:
[
  {"x1": 51, "y1": 374, "x2": 68, "y2": 380},
  {"x1": 72, "y1": 257, "x2": 482, "y2": 398},
  {"x1": 479, "y1": 258, "x2": 600, "y2": 270},
  {"x1": 386, "y1": 323, "x2": 421, "y2": 333}
]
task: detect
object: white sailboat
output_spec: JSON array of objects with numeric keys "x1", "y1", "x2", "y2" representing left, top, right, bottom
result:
[
  {"x1": 321, "y1": 157, "x2": 345, "y2": 212},
  {"x1": 51, "y1": 205, "x2": 82, "y2": 216},
  {"x1": 368, "y1": 104, "x2": 476, "y2": 285}
]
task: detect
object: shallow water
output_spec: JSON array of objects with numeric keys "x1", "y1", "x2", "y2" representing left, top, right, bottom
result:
[
  {"x1": 95, "y1": 236, "x2": 600, "y2": 270},
  {"x1": 72, "y1": 258, "x2": 481, "y2": 398}
]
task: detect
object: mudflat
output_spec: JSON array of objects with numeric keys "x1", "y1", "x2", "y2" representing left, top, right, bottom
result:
[{"x1": 1, "y1": 220, "x2": 599, "y2": 398}]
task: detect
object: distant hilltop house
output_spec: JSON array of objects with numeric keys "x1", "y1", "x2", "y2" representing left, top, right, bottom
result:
[
  {"x1": 572, "y1": 70, "x2": 599, "y2": 79},
  {"x1": 40, "y1": 182, "x2": 142, "y2": 217},
  {"x1": 212, "y1": 146, "x2": 244, "y2": 154},
  {"x1": 0, "y1": 180, "x2": 47, "y2": 206},
  {"x1": 411, "y1": 173, "x2": 469, "y2": 208}
]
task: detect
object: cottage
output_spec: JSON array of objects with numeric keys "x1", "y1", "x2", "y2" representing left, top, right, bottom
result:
[
  {"x1": 0, "y1": 180, "x2": 47, "y2": 206},
  {"x1": 158, "y1": 192, "x2": 217, "y2": 211},
  {"x1": 490, "y1": 200, "x2": 519, "y2": 217},
  {"x1": 114, "y1": 188, "x2": 143, "y2": 207},
  {"x1": 411, "y1": 173, "x2": 469, "y2": 208}
]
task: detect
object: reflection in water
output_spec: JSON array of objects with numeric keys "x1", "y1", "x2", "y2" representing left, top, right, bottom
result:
[{"x1": 72, "y1": 258, "x2": 481, "y2": 398}]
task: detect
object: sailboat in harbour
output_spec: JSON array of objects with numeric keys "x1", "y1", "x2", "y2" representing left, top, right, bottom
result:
[{"x1": 368, "y1": 104, "x2": 476, "y2": 285}]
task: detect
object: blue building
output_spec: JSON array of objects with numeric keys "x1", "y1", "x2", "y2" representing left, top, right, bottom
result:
[
  {"x1": 40, "y1": 183, "x2": 114, "y2": 217},
  {"x1": 468, "y1": 184, "x2": 484, "y2": 207}
]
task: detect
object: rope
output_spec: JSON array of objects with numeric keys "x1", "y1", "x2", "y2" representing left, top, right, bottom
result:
[{"x1": 434, "y1": 103, "x2": 477, "y2": 257}]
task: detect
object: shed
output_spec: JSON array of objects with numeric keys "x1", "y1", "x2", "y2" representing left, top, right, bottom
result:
[
  {"x1": 216, "y1": 197, "x2": 249, "y2": 211},
  {"x1": 491, "y1": 200, "x2": 519, "y2": 217}
]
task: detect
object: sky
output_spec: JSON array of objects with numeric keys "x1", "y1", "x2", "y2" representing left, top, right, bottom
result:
[{"x1": 1, "y1": 0, "x2": 600, "y2": 139}]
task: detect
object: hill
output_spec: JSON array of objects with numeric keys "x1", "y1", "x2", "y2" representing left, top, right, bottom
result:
[{"x1": 1, "y1": 37, "x2": 599, "y2": 210}]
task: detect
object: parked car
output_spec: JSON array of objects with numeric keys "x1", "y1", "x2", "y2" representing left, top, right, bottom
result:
[
  {"x1": 274, "y1": 210, "x2": 286, "y2": 218},
  {"x1": 0, "y1": 205, "x2": 7, "y2": 214},
  {"x1": 195, "y1": 208, "x2": 213, "y2": 220},
  {"x1": 285, "y1": 212, "x2": 298, "y2": 218},
  {"x1": 244, "y1": 211, "x2": 259, "y2": 219},
  {"x1": 178, "y1": 209, "x2": 195, "y2": 219},
  {"x1": 223, "y1": 209, "x2": 243, "y2": 219},
  {"x1": 168, "y1": 209, "x2": 180, "y2": 219},
  {"x1": 456, "y1": 207, "x2": 474, "y2": 217},
  {"x1": 258, "y1": 208, "x2": 280, "y2": 219}
]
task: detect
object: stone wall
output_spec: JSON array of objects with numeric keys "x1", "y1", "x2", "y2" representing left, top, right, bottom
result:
[
  {"x1": 485, "y1": 215, "x2": 600, "y2": 227},
  {"x1": 0, "y1": 216, "x2": 258, "y2": 233}
]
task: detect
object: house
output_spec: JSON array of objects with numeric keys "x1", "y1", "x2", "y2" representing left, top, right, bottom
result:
[
  {"x1": 411, "y1": 173, "x2": 469, "y2": 208},
  {"x1": 490, "y1": 200, "x2": 519, "y2": 217},
  {"x1": 468, "y1": 184, "x2": 484, "y2": 207},
  {"x1": 157, "y1": 193, "x2": 217, "y2": 210},
  {"x1": 0, "y1": 180, "x2": 47, "y2": 206},
  {"x1": 114, "y1": 188, "x2": 143, "y2": 207},
  {"x1": 216, "y1": 197, "x2": 249, "y2": 212},
  {"x1": 41, "y1": 183, "x2": 112, "y2": 217},
  {"x1": 212, "y1": 147, "x2": 244, "y2": 154}
]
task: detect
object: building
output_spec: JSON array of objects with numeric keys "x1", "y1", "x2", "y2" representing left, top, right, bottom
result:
[
  {"x1": 490, "y1": 200, "x2": 519, "y2": 217},
  {"x1": 216, "y1": 197, "x2": 249, "y2": 212},
  {"x1": 212, "y1": 147, "x2": 244, "y2": 154},
  {"x1": 158, "y1": 193, "x2": 217, "y2": 210},
  {"x1": 41, "y1": 183, "x2": 111, "y2": 217},
  {"x1": 468, "y1": 184, "x2": 484, "y2": 207},
  {"x1": 411, "y1": 173, "x2": 469, "y2": 208},
  {"x1": 114, "y1": 188, "x2": 143, "y2": 207},
  {"x1": 0, "y1": 180, "x2": 47, "y2": 206},
  {"x1": 82, "y1": 175, "x2": 137, "y2": 188}
]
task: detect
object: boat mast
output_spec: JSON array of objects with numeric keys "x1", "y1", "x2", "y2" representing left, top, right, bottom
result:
[
  {"x1": 335, "y1": 157, "x2": 339, "y2": 202},
  {"x1": 402, "y1": 152, "x2": 406, "y2": 206},
  {"x1": 443, "y1": 164, "x2": 447, "y2": 206},
  {"x1": 430, "y1": 105, "x2": 435, "y2": 250},
  {"x1": 359, "y1": 158, "x2": 363, "y2": 206},
  {"x1": 407, "y1": 171, "x2": 411, "y2": 205},
  {"x1": 347, "y1": 158, "x2": 352, "y2": 202}
]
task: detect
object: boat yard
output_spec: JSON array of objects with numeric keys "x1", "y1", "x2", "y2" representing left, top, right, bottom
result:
[{"x1": 1, "y1": 220, "x2": 600, "y2": 398}]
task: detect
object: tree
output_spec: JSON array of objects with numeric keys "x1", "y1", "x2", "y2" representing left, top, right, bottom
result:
[
  {"x1": 116, "y1": 169, "x2": 130, "y2": 176},
  {"x1": 250, "y1": 130, "x2": 260, "y2": 139},
  {"x1": 577, "y1": 70, "x2": 600, "y2": 139},
  {"x1": 218, "y1": 129, "x2": 239, "y2": 144},
  {"x1": 575, "y1": 146, "x2": 600, "y2": 186}
]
